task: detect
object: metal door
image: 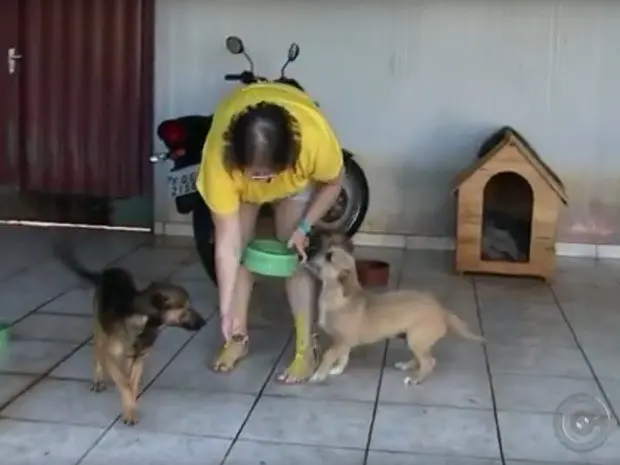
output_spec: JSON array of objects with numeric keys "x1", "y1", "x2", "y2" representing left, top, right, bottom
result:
[
  {"x1": 0, "y1": 0, "x2": 20, "y2": 187},
  {"x1": 0, "y1": 0, "x2": 154, "y2": 228}
]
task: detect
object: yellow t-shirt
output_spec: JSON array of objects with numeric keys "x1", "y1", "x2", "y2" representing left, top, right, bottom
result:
[{"x1": 196, "y1": 82, "x2": 343, "y2": 215}]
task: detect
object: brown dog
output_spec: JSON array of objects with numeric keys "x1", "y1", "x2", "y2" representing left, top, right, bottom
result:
[
  {"x1": 307, "y1": 241, "x2": 485, "y2": 385},
  {"x1": 57, "y1": 245, "x2": 206, "y2": 425}
]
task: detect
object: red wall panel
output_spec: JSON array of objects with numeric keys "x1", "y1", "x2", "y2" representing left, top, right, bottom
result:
[{"x1": 20, "y1": 0, "x2": 154, "y2": 197}]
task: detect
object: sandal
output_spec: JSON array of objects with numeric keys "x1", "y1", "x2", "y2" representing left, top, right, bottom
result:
[
  {"x1": 277, "y1": 333, "x2": 320, "y2": 384},
  {"x1": 212, "y1": 334, "x2": 249, "y2": 372}
]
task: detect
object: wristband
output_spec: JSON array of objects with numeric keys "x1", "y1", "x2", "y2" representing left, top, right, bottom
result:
[{"x1": 297, "y1": 219, "x2": 311, "y2": 235}]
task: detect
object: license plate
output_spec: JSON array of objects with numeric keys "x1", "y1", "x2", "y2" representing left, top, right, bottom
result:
[{"x1": 168, "y1": 165, "x2": 198, "y2": 198}]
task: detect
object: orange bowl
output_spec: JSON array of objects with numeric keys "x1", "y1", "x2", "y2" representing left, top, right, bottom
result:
[{"x1": 356, "y1": 259, "x2": 390, "y2": 287}]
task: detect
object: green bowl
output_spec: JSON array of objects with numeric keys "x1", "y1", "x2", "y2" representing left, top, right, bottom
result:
[{"x1": 242, "y1": 238, "x2": 299, "y2": 277}]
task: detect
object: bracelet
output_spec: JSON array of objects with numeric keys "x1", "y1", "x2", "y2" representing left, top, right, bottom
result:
[{"x1": 297, "y1": 219, "x2": 312, "y2": 235}]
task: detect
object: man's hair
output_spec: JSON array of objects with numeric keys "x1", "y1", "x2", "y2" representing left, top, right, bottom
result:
[{"x1": 223, "y1": 102, "x2": 301, "y2": 173}]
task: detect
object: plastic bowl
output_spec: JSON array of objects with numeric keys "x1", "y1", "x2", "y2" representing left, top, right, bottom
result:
[
  {"x1": 242, "y1": 238, "x2": 300, "y2": 278},
  {"x1": 356, "y1": 259, "x2": 390, "y2": 287}
]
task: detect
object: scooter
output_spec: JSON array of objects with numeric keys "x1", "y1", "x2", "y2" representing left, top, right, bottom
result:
[{"x1": 151, "y1": 36, "x2": 370, "y2": 284}]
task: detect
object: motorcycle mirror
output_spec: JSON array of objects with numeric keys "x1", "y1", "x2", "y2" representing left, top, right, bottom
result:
[
  {"x1": 287, "y1": 43, "x2": 300, "y2": 61},
  {"x1": 225, "y1": 36, "x2": 244, "y2": 55}
]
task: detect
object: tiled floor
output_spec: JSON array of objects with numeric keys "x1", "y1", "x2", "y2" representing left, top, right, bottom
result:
[{"x1": 1, "y1": 225, "x2": 620, "y2": 464}]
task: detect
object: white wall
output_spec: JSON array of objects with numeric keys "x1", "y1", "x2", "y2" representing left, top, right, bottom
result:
[{"x1": 154, "y1": 0, "x2": 620, "y2": 244}]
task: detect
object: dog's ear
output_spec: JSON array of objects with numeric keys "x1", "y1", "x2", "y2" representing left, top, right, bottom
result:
[
  {"x1": 149, "y1": 290, "x2": 167, "y2": 310},
  {"x1": 341, "y1": 236, "x2": 355, "y2": 253},
  {"x1": 126, "y1": 313, "x2": 149, "y2": 332},
  {"x1": 328, "y1": 232, "x2": 354, "y2": 253}
]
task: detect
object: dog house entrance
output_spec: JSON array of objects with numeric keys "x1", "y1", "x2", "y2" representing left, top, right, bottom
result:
[{"x1": 480, "y1": 172, "x2": 533, "y2": 262}]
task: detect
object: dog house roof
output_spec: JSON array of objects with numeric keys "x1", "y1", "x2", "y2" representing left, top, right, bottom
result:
[{"x1": 451, "y1": 126, "x2": 568, "y2": 204}]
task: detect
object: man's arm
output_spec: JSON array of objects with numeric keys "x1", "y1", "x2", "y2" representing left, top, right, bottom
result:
[
  {"x1": 302, "y1": 167, "x2": 344, "y2": 227},
  {"x1": 196, "y1": 114, "x2": 241, "y2": 340},
  {"x1": 212, "y1": 211, "x2": 242, "y2": 339},
  {"x1": 301, "y1": 122, "x2": 345, "y2": 228}
]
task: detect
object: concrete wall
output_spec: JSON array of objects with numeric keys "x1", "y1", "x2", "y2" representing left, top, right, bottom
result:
[{"x1": 154, "y1": 0, "x2": 620, "y2": 245}]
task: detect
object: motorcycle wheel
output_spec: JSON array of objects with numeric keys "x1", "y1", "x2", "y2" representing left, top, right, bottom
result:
[
  {"x1": 191, "y1": 196, "x2": 217, "y2": 284},
  {"x1": 315, "y1": 153, "x2": 369, "y2": 236}
]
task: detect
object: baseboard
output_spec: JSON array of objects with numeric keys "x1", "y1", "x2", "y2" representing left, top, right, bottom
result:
[
  {"x1": 596, "y1": 245, "x2": 620, "y2": 259},
  {"x1": 155, "y1": 221, "x2": 193, "y2": 237},
  {"x1": 351, "y1": 232, "x2": 406, "y2": 248},
  {"x1": 555, "y1": 242, "x2": 596, "y2": 258},
  {"x1": 154, "y1": 221, "x2": 620, "y2": 259}
]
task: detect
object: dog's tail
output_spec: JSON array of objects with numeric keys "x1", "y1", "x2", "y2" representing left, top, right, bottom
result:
[
  {"x1": 55, "y1": 240, "x2": 101, "y2": 287},
  {"x1": 446, "y1": 313, "x2": 486, "y2": 343}
]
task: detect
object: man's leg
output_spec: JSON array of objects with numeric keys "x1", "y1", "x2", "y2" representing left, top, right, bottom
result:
[
  {"x1": 273, "y1": 188, "x2": 317, "y2": 383},
  {"x1": 212, "y1": 202, "x2": 260, "y2": 372}
]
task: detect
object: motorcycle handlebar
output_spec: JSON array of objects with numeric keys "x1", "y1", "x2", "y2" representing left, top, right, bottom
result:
[
  {"x1": 224, "y1": 73, "x2": 243, "y2": 81},
  {"x1": 224, "y1": 72, "x2": 297, "y2": 88},
  {"x1": 224, "y1": 71, "x2": 263, "y2": 84}
]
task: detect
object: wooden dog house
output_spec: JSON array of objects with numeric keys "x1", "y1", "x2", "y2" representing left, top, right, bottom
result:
[{"x1": 451, "y1": 127, "x2": 568, "y2": 281}]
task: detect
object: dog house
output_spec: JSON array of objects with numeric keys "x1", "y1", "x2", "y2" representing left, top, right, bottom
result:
[{"x1": 451, "y1": 126, "x2": 568, "y2": 281}]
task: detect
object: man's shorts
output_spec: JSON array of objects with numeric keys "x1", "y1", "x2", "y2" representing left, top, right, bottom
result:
[{"x1": 286, "y1": 183, "x2": 314, "y2": 204}]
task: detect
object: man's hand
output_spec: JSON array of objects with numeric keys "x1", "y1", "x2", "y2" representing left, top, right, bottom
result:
[{"x1": 287, "y1": 227, "x2": 310, "y2": 263}]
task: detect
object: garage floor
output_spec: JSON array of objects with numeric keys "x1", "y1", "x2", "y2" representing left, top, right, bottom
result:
[{"x1": 1, "y1": 226, "x2": 619, "y2": 465}]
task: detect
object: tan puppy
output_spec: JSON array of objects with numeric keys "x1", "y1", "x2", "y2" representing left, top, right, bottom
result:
[
  {"x1": 307, "y1": 231, "x2": 355, "y2": 261},
  {"x1": 308, "y1": 242, "x2": 485, "y2": 385}
]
